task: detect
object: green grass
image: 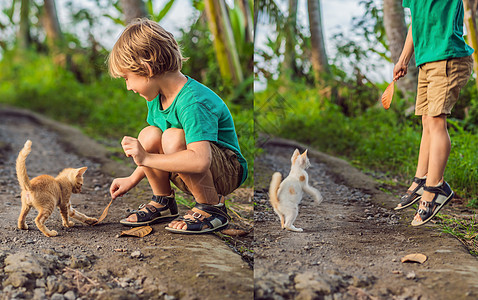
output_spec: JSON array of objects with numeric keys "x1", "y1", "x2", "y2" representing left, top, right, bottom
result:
[
  {"x1": 255, "y1": 80, "x2": 478, "y2": 203},
  {"x1": 0, "y1": 51, "x2": 254, "y2": 187},
  {"x1": 438, "y1": 214, "x2": 478, "y2": 255}
]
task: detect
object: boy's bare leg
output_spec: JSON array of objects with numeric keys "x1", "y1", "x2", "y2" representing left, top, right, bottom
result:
[
  {"x1": 409, "y1": 115, "x2": 430, "y2": 191},
  {"x1": 161, "y1": 129, "x2": 220, "y2": 230},
  {"x1": 125, "y1": 126, "x2": 172, "y2": 223},
  {"x1": 413, "y1": 115, "x2": 450, "y2": 220}
]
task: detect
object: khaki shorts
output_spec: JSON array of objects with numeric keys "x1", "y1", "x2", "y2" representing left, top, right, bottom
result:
[
  {"x1": 170, "y1": 142, "x2": 243, "y2": 196},
  {"x1": 415, "y1": 55, "x2": 473, "y2": 116}
]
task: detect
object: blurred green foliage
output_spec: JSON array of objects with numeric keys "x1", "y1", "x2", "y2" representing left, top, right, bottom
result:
[
  {"x1": 0, "y1": 14, "x2": 254, "y2": 187},
  {"x1": 255, "y1": 78, "x2": 478, "y2": 205}
]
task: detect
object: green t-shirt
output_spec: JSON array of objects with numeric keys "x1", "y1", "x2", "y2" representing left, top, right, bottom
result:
[
  {"x1": 146, "y1": 76, "x2": 248, "y2": 185},
  {"x1": 403, "y1": 0, "x2": 474, "y2": 66}
]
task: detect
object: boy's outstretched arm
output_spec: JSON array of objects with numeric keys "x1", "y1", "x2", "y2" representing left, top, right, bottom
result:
[
  {"x1": 121, "y1": 136, "x2": 212, "y2": 174},
  {"x1": 393, "y1": 21, "x2": 414, "y2": 81},
  {"x1": 109, "y1": 167, "x2": 146, "y2": 200}
]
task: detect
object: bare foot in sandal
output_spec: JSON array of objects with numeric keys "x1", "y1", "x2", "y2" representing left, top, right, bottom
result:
[
  {"x1": 166, "y1": 202, "x2": 230, "y2": 234},
  {"x1": 120, "y1": 192, "x2": 178, "y2": 227}
]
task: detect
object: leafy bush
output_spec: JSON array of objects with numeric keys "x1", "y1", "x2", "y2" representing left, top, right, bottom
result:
[
  {"x1": 0, "y1": 49, "x2": 254, "y2": 187},
  {"x1": 256, "y1": 79, "x2": 478, "y2": 201}
]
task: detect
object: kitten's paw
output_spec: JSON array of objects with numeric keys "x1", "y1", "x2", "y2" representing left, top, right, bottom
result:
[
  {"x1": 48, "y1": 230, "x2": 58, "y2": 237},
  {"x1": 286, "y1": 226, "x2": 303, "y2": 232},
  {"x1": 84, "y1": 218, "x2": 98, "y2": 225},
  {"x1": 63, "y1": 221, "x2": 75, "y2": 227},
  {"x1": 18, "y1": 223, "x2": 28, "y2": 230}
]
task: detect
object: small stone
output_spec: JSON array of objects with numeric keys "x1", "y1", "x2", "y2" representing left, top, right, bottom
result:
[
  {"x1": 131, "y1": 251, "x2": 142, "y2": 258},
  {"x1": 36, "y1": 278, "x2": 46, "y2": 288},
  {"x1": 406, "y1": 271, "x2": 416, "y2": 280},
  {"x1": 51, "y1": 293, "x2": 65, "y2": 300},
  {"x1": 47, "y1": 275, "x2": 58, "y2": 293},
  {"x1": 5, "y1": 272, "x2": 29, "y2": 287},
  {"x1": 64, "y1": 290, "x2": 76, "y2": 300},
  {"x1": 33, "y1": 288, "x2": 46, "y2": 300}
]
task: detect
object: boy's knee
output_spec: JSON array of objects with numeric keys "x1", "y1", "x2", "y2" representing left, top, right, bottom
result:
[
  {"x1": 162, "y1": 128, "x2": 186, "y2": 154},
  {"x1": 138, "y1": 126, "x2": 162, "y2": 152}
]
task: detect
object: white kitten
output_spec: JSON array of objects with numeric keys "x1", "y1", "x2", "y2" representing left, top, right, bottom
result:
[{"x1": 269, "y1": 149, "x2": 323, "y2": 232}]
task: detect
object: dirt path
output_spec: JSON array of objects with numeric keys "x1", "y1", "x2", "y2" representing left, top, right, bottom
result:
[
  {"x1": 254, "y1": 138, "x2": 478, "y2": 300},
  {"x1": 0, "y1": 107, "x2": 253, "y2": 300}
]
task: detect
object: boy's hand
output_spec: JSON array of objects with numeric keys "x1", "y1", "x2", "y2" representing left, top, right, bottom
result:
[
  {"x1": 393, "y1": 62, "x2": 408, "y2": 81},
  {"x1": 110, "y1": 177, "x2": 134, "y2": 200},
  {"x1": 121, "y1": 136, "x2": 148, "y2": 166}
]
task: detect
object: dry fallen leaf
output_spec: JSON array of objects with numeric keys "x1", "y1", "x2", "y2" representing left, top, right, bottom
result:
[
  {"x1": 92, "y1": 199, "x2": 114, "y2": 226},
  {"x1": 120, "y1": 226, "x2": 153, "y2": 238},
  {"x1": 401, "y1": 253, "x2": 427, "y2": 264},
  {"x1": 381, "y1": 80, "x2": 395, "y2": 110},
  {"x1": 220, "y1": 229, "x2": 248, "y2": 236}
]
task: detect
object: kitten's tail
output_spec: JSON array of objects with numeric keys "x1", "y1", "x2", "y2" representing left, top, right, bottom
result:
[
  {"x1": 16, "y1": 140, "x2": 32, "y2": 191},
  {"x1": 269, "y1": 172, "x2": 282, "y2": 209}
]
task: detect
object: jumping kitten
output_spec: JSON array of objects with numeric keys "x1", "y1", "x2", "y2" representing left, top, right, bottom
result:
[
  {"x1": 269, "y1": 149, "x2": 323, "y2": 232},
  {"x1": 16, "y1": 140, "x2": 97, "y2": 237}
]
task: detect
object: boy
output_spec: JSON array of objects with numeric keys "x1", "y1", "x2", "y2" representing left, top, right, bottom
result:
[
  {"x1": 393, "y1": 0, "x2": 474, "y2": 226},
  {"x1": 107, "y1": 19, "x2": 247, "y2": 234}
]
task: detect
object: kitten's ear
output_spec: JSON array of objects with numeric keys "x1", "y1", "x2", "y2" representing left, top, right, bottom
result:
[
  {"x1": 291, "y1": 149, "x2": 300, "y2": 164},
  {"x1": 77, "y1": 167, "x2": 88, "y2": 177},
  {"x1": 301, "y1": 149, "x2": 308, "y2": 158}
]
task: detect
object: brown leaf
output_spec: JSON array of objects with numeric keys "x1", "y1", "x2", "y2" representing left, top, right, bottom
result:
[
  {"x1": 381, "y1": 80, "x2": 395, "y2": 110},
  {"x1": 220, "y1": 229, "x2": 248, "y2": 236},
  {"x1": 92, "y1": 199, "x2": 114, "y2": 226},
  {"x1": 401, "y1": 253, "x2": 427, "y2": 264},
  {"x1": 120, "y1": 226, "x2": 153, "y2": 238}
]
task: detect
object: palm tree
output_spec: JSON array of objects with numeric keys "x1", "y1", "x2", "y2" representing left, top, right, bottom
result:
[
  {"x1": 281, "y1": 0, "x2": 298, "y2": 79},
  {"x1": 43, "y1": 0, "x2": 64, "y2": 53},
  {"x1": 204, "y1": 0, "x2": 243, "y2": 84},
  {"x1": 307, "y1": 0, "x2": 329, "y2": 84},
  {"x1": 18, "y1": 0, "x2": 31, "y2": 50}
]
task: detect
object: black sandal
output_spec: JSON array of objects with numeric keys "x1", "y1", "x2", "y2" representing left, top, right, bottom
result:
[
  {"x1": 165, "y1": 201, "x2": 231, "y2": 234},
  {"x1": 411, "y1": 181, "x2": 454, "y2": 226},
  {"x1": 394, "y1": 176, "x2": 426, "y2": 211},
  {"x1": 120, "y1": 192, "x2": 179, "y2": 227}
]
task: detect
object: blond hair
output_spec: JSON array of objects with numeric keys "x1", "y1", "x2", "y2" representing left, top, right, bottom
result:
[{"x1": 108, "y1": 18, "x2": 187, "y2": 78}]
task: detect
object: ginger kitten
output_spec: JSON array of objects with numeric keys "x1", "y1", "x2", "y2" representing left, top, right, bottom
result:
[
  {"x1": 16, "y1": 140, "x2": 97, "y2": 237},
  {"x1": 269, "y1": 149, "x2": 323, "y2": 232}
]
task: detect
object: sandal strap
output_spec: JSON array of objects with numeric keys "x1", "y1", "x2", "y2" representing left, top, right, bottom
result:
[
  {"x1": 194, "y1": 202, "x2": 231, "y2": 221},
  {"x1": 152, "y1": 191, "x2": 175, "y2": 206},
  {"x1": 179, "y1": 207, "x2": 227, "y2": 232},
  {"x1": 423, "y1": 181, "x2": 448, "y2": 195},
  {"x1": 413, "y1": 176, "x2": 426, "y2": 184}
]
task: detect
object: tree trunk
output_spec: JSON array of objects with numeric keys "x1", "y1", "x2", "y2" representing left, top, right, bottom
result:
[
  {"x1": 383, "y1": 0, "x2": 418, "y2": 94},
  {"x1": 238, "y1": 0, "x2": 254, "y2": 43},
  {"x1": 18, "y1": 0, "x2": 31, "y2": 50},
  {"x1": 281, "y1": 0, "x2": 298, "y2": 80},
  {"x1": 204, "y1": 0, "x2": 244, "y2": 84},
  {"x1": 43, "y1": 0, "x2": 63, "y2": 53},
  {"x1": 464, "y1": 0, "x2": 478, "y2": 91},
  {"x1": 307, "y1": 0, "x2": 329, "y2": 84},
  {"x1": 120, "y1": 0, "x2": 148, "y2": 24}
]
